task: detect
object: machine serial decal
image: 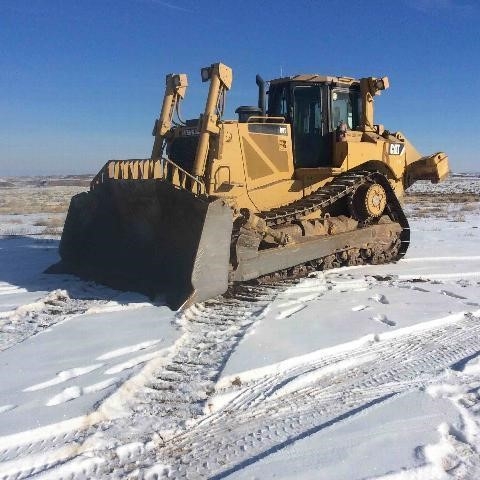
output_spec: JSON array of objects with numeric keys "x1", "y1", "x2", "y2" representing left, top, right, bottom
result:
[{"x1": 182, "y1": 128, "x2": 200, "y2": 136}]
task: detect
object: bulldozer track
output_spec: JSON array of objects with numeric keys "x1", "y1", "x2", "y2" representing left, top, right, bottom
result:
[
  {"x1": 260, "y1": 170, "x2": 410, "y2": 259},
  {"x1": 231, "y1": 170, "x2": 410, "y2": 286}
]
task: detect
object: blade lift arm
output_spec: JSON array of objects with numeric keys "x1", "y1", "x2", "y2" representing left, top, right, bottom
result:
[
  {"x1": 359, "y1": 76, "x2": 389, "y2": 132},
  {"x1": 193, "y1": 62, "x2": 233, "y2": 177},
  {"x1": 151, "y1": 73, "x2": 189, "y2": 159}
]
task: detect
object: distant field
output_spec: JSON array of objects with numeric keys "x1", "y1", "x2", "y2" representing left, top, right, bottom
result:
[
  {"x1": 404, "y1": 175, "x2": 480, "y2": 220},
  {"x1": 0, "y1": 174, "x2": 478, "y2": 234},
  {"x1": 0, "y1": 175, "x2": 91, "y2": 235}
]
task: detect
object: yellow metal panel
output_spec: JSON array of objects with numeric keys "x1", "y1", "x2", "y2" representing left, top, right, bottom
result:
[
  {"x1": 237, "y1": 123, "x2": 294, "y2": 190},
  {"x1": 242, "y1": 139, "x2": 274, "y2": 180},
  {"x1": 252, "y1": 134, "x2": 290, "y2": 172},
  {"x1": 210, "y1": 123, "x2": 248, "y2": 195},
  {"x1": 247, "y1": 179, "x2": 303, "y2": 211}
]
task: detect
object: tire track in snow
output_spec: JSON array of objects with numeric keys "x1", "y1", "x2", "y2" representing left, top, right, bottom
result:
[
  {"x1": 0, "y1": 282, "x2": 286, "y2": 479},
  {"x1": 28, "y1": 305, "x2": 479, "y2": 480},
  {"x1": 1, "y1": 284, "x2": 480, "y2": 479},
  {"x1": 148, "y1": 310, "x2": 480, "y2": 479},
  {"x1": 0, "y1": 290, "x2": 106, "y2": 352}
]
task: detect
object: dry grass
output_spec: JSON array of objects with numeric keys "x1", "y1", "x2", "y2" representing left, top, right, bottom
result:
[
  {"x1": 1, "y1": 176, "x2": 478, "y2": 233},
  {"x1": 0, "y1": 186, "x2": 87, "y2": 215},
  {"x1": 33, "y1": 216, "x2": 66, "y2": 228},
  {"x1": 41, "y1": 226, "x2": 64, "y2": 235},
  {"x1": 404, "y1": 192, "x2": 480, "y2": 220},
  {"x1": 405, "y1": 192, "x2": 480, "y2": 204},
  {"x1": 0, "y1": 179, "x2": 88, "y2": 237}
]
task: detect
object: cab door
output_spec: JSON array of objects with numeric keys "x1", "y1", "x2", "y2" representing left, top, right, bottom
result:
[{"x1": 292, "y1": 85, "x2": 329, "y2": 168}]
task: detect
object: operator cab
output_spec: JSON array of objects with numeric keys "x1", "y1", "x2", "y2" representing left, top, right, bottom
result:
[{"x1": 267, "y1": 75, "x2": 362, "y2": 168}]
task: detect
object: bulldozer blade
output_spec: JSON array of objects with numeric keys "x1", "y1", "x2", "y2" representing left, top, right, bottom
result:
[{"x1": 51, "y1": 180, "x2": 233, "y2": 310}]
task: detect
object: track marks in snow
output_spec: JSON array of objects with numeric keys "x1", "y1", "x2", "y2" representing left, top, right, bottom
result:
[
  {"x1": 96, "y1": 339, "x2": 162, "y2": 360},
  {"x1": 104, "y1": 350, "x2": 162, "y2": 375},
  {"x1": 24, "y1": 364, "x2": 103, "y2": 392},
  {"x1": 116, "y1": 441, "x2": 147, "y2": 463},
  {"x1": 85, "y1": 300, "x2": 151, "y2": 315},
  {"x1": 46, "y1": 378, "x2": 118, "y2": 406},
  {"x1": 372, "y1": 353, "x2": 480, "y2": 479},
  {"x1": 398, "y1": 271, "x2": 480, "y2": 281},
  {"x1": 8, "y1": 290, "x2": 70, "y2": 322},
  {"x1": 144, "y1": 463, "x2": 172, "y2": 478},
  {"x1": 440, "y1": 289, "x2": 467, "y2": 300},
  {"x1": 0, "y1": 413, "x2": 104, "y2": 465},
  {"x1": 275, "y1": 273, "x2": 371, "y2": 319},
  {"x1": 149, "y1": 309, "x2": 480, "y2": 479},
  {"x1": 0, "y1": 404, "x2": 16, "y2": 414},
  {"x1": 276, "y1": 303, "x2": 306, "y2": 319},
  {"x1": 38, "y1": 453, "x2": 106, "y2": 480},
  {"x1": 369, "y1": 293, "x2": 389, "y2": 304},
  {"x1": 371, "y1": 314, "x2": 396, "y2": 327},
  {"x1": 0, "y1": 444, "x2": 85, "y2": 480},
  {"x1": 0, "y1": 289, "x2": 106, "y2": 351},
  {"x1": 2, "y1": 297, "x2": 480, "y2": 479},
  {"x1": 269, "y1": 354, "x2": 377, "y2": 400},
  {"x1": 352, "y1": 304, "x2": 369, "y2": 312},
  {"x1": 274, "y1": 279, "x2": 327, "y2": 319},
  {"x1": 2, "y1": 249, "x2": 480, "y2": 479},
  {"x1": 0, "y1": 284, "x2": 283, "y2": 479}
]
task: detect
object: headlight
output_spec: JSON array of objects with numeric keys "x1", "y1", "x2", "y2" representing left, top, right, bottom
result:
[{"x1": 201, "y1": 67, "x2": 211, "y2": 82}]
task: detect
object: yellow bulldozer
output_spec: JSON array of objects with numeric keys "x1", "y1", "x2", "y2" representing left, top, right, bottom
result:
[{"x1": 55, "y1": 62, "x2": 449, "y2": 309}]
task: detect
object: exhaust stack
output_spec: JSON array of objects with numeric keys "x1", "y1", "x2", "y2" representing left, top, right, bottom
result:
[{"x1": 256, "y1": 74, "x2": 266, "y2": 115}]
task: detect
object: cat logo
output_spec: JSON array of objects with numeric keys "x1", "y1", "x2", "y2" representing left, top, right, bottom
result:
[{"x1": 389, "y1": 143, "x2": 405, "y2": 155}]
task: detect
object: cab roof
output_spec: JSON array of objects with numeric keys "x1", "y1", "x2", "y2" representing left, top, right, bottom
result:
[{"x1": 269, "y1": 74, "x2": 359, "y2": 87}]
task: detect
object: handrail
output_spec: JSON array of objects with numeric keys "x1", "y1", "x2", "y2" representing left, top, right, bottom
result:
[
  {"x1": 90, "y1": 162, "x2": 110, "y2": 189},
  {"x1": 161, "y1": 156, "x2": 206, "y2": 195}
]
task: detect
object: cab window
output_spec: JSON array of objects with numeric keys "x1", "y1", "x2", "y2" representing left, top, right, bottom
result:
[
  {"x1": 268, "y1": 85, "x2": 289, "y2": 118},
  {"x1": 331, "y1": 89, "x2": 362, "y2": 130}
]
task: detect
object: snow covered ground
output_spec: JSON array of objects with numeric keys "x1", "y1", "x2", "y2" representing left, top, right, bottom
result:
[{"x1": 0, "y1": 175, "x2": 480, "y2": 479}]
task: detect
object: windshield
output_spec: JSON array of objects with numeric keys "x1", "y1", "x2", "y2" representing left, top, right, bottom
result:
[{"x1": 331, "y1": 89, "x2": 362, "y2": 130}]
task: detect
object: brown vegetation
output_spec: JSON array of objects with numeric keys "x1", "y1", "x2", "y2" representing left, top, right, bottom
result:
[
  {"x1": 404, "y1": 192, "x2": 480, "y2": 220},
  {"x1": 0, "y1": 186, "x2": 87, "y2": 215}
]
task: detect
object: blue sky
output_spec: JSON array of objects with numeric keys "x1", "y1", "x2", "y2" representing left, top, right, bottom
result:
[{"x1": 1, "y1": 0, "x2": 479, "y2": 175}]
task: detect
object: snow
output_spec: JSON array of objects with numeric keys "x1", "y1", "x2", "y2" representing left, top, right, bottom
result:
[
  {"x1": 226, "y1": 391, "x2": 461, "y2": 480},
  {"x1": 0, "y1": 282, "x2": 180, "y2": 435},
  {"x1": 24, "y1": 363, "x2": 104, "y2": 391},
  {"x1": 0, "y1": 175, "x2": 480, "y2": 479}
]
